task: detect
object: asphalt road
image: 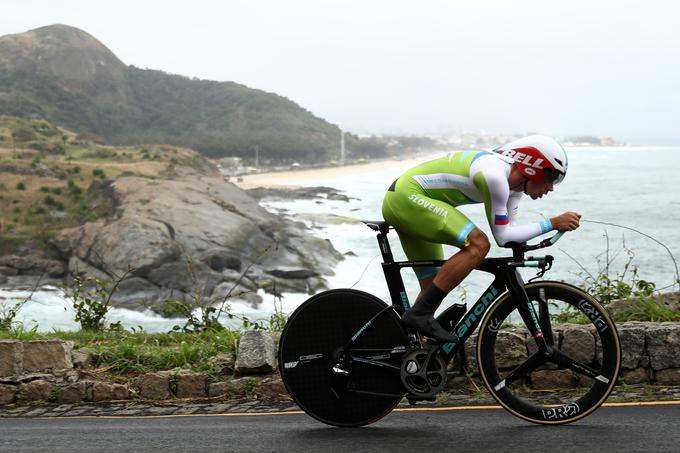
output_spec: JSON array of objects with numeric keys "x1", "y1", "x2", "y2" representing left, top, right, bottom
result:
[{"x1": 1, "y1": 403, "x2": 679, "y2": 453}]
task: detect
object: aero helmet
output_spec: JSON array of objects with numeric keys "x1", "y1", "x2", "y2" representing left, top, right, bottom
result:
[{"x1": 493, "y1": 135, "x2": 568, "y2": 185}]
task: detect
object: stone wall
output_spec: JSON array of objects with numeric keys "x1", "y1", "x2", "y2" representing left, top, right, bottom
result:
[
  {"x1": 1, "y1": 323, "x2": 679, "y2": 406},
  {"x1": 461, "y1": 321, "x2": 680, "y2": 386}
]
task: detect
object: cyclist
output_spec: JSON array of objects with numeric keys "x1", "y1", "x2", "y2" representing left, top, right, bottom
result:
[{"x1": 382, "y1": 135, "x2": 581, "y2": 342}]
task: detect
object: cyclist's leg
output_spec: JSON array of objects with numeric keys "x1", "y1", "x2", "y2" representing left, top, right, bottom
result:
[
  {"x1": 383, "y1": 181, "x2": 489, "y2": 286},
  {"x1": 382, "y1": 183, "x2": 484, "y2": 340},
  {"x1": 433, "y1": 228, "x2": 490, "y2": 292},
  {"x1": 393, "y1": 230, "x2": 442, "y2": 293}
]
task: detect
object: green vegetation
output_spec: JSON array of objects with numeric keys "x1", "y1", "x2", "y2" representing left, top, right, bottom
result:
[
  {"x1": 64, "y1": 272, "x2": 133, "y2": 331},
  {"x1": 558, "y1": 237, "x2": 680, "y2": 324},
  {"x1": 0, "y1": 25, "x2": 394, "y2": 164},
  {"x1": 0, "y1": 328, "x2": 241, "y2": 377},
  {"x1": 0, "y1": 115, "x2": 211, "y2": 246}
]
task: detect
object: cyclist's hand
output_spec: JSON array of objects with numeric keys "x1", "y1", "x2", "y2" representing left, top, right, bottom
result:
[{"x1": 550, "y1": 211, "x2": 581, "y2": 231}]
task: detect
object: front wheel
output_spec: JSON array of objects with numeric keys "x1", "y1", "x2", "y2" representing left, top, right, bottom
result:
[
  {"x1": 279, "y1": 289, "x2": 408, "y2": 427},
  {"x1": 477, "y1": 281, "x2": 621, "y2": 425}
]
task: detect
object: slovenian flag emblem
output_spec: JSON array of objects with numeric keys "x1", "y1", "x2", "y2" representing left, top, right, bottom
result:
[{"x1": 494, "y1": 210, "x2": 509, "y2": 225}]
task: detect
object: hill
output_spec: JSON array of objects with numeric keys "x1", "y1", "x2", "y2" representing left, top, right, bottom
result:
[
  {"x1": 0, "y1": 25, "x2": 370, "y2": 163},
  {"x1": 0, "y1": 115, "x2": 343, "y2": 307},
  {"x1": 0, "y1": 114, "x2": 213, "y2": 248}
]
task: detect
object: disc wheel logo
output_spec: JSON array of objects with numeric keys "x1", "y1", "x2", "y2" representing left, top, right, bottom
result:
[{"x1": 406, "y1": 361, "x2": 418, "y2": 374}]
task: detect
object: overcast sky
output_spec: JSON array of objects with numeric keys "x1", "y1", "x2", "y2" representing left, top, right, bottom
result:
[{"x1": 3, "y1": 0, "x2": 680, "y2": 144}]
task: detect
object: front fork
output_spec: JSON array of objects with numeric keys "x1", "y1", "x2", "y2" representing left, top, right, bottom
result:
[{"x1": 506, "y1": 269, "x2": 553, "y2": 355}]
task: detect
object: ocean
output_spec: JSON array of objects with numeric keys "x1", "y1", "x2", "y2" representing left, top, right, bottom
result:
[{"x1": 2, "y1": 146, "x2": 679, "y2": 332}]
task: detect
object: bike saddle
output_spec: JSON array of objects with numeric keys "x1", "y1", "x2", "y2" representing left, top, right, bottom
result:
[{"x1": 361, "y1": 220, "x2": 391, "y2": 234}]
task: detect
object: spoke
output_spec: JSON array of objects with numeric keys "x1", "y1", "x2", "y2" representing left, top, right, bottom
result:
[
  {"x1": 537, "y1": 288, "x2": 555, "y2": 346},
  {"x1": 501, "y1": 352, "x2": 546, "y2": 387},
  {"x1": 551, "y1": 350, "x2": 608, "y2": 383}
]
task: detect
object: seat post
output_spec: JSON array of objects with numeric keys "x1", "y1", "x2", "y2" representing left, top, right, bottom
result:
[{"x1": 377, "y1": 231, "x2": 394, "y2": 263}]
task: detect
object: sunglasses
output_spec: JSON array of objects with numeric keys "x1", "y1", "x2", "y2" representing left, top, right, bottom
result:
[{"x1": 543, "y1": 168, "x2": 565, "y2": 185}]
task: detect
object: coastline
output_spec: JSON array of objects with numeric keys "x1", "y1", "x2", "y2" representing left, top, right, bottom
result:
[
  {"x1": 229, "y1": 144, "x2": 649, "y2": 190},
  {"x1": 231, "y1": 151, "x2": 444, "y2": 190}
]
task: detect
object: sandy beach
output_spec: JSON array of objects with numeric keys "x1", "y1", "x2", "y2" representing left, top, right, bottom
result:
[{"x1": 232, "y1": 152, "x2": 443, "y2": 189}]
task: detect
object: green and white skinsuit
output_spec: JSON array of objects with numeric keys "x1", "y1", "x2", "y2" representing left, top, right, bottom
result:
[{"x1": 382, "y1": 151, "x2": 554, "y2": 280}]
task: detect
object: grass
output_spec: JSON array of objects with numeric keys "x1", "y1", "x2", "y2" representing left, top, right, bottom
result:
[
  {"x1": 0, "y1": 115, "x2": 213, "y2": 242},
  {"x1": 0, "y1": 328, "x2": 242, "y2": 378}
]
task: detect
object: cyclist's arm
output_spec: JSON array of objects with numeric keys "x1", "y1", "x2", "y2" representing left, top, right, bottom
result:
[
  {"x1": 473, "y1": 167, "x2": 553, "y2": 246},
  {"x1": 506, "y1": 191, "x2": 522, "y2": 225}
]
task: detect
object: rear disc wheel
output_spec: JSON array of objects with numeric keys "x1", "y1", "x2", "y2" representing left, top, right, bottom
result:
[{"x1": 279, "y1": 289, "x2": 408, "y2": 427}]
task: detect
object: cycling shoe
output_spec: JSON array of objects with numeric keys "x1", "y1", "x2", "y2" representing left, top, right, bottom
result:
[{"x1": 401, "y1": 309, "x2": 459, "y2": 343}]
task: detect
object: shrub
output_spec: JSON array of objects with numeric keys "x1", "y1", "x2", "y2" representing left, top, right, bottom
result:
[
  {"x1": 64, "y1": 272, "x2": 131, "y2": 331},
  {"x1": 16, "y1": 182, "x2": 26, "y2": 190},
  {"x1": 11, "y1": 127, "x2": 36, "y2": 142}
]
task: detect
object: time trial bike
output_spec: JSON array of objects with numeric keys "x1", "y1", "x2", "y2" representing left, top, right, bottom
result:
[{"x1": 278, "y1": 220, "x2": 621, "y2": 426}]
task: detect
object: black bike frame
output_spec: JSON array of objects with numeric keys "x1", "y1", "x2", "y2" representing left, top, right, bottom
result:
[{"x1": 347, "y1": 224, "x2": 552, "y2": 365}]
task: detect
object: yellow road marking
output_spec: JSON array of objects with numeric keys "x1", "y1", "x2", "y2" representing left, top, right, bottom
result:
[{"x1": 34, "y1": 400, "x2": 680, "y2": 420}]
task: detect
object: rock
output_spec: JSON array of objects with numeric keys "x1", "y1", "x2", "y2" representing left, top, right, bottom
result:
[
  {"x1": 269, "y1": 332, "x2": 282, "y2": 351},
  {"x1": 52, "y1": 221, "x2": 105, "y2": 260},
  {"x1": 0, "y1": 340, "x2": 22, "y2": 377},
  {"x1": 208, "y1": 377, "x2": 259, "y2": 398},
  {"x1": 109, "y1": 277, "x2": 161, "y2": 309},
  {"x1": 111, "y1": 383, "x2": 129, "y2": 400},
  {"x1": 0, "y1": 266, "x2": 19, "y2": 276},
  {"x1": 463, "y1": 333, "x2": 479, "y2": 375},
  {"x1": 92, "y1": 382, "x2": 115, "y2": 402},
  {"x1": 0, "y1": 384, "x2": 16, "y2": 404},
  {"x1": 22, "y1": 341, "x2": 73, "y2": 372},
  {"x1": 92, "y1": 382, "x2": 128, "y2": 401},
  {"x1": 265, "y1": 269, "x2": 318, "y2": 279},
  {"x1": 52, "y1": 369, "x2": 79, "y2": 384},
  {"x1": 618, "y1": 323, "x2": 647, "y2": 369},
  {"x1": 0, "y1": 275, "x2": 7, "y2": 284},
  {"x1": 207, "y1": 352, "x2": 236, "y2": 374},
  {"x1": 71, "y1": 348, "x2": 91, "y2": 368},
  {"x1": 530, "y1": 369, "x2": 575, "y2": 388},
  {"x1": 21, "y1": 380, "x2": 57, "y2": 402},
  {"x1": 211, "y1": 281, "x2": 261, "y2": 307},
  {"x1": 0, "y1": 255, "x2": 32, "y2": 270},
  {"x1": 203, "y1": 251, "x2": 241, "y2": 272},
  {"x1": 90, "y1": 217, "x2": 182, "y2": 278},
  {"x1": 646, "y1": 324, "x2": 680, "y2": 370},
  {"x1": 208, "y1": 381, "x2": 233, "y2": 398},
  {"x1": 621, "y1": 368, "x2": 650, "y2": 384},
  {"x1": 147, "y1": 261, "x2": 195, "y2": 292},
  {"x1": 0, "y1": 254, "x2": 63, "y2": 276},
  {"x1": 67, "y1": 256, "x2": 111, "y2": 281},
  {"x1": 235, "y1": 331, "x2": 277, "y2": 374},
  {"x1": 147, "y1": 261, "x2": 224, "y2": 300},
  {"x1": 59, "y1": 382, "x2": 88, "y2": 403},
  {"x1": 256, "y1": 376, "x2": 289, "y2": 400},
  {"x1": 246, "y1": 186, "x2": 348, "y2": 201},
  {"x1": 137, "y1": 373, "x2": 172, "y2": 400},
  {"x1": 175, "y1": 373, "x2": 207, "y2": 398},
  {"x1": 560, "y1": 326, "x2": 595, "y2": 364},
  {"x1": 52, "y1": 175, "x2": 344, "y2": 310},
  {"x1": 85, "y1": 381, "x2": 129, "y2": 402},
  {"x1": 655, "y1": 368, "x2": 680, "y2": 385},
  {"x1": 34, "y1": 258, "x2": 67, "y2": 277},
  {"x1": 493, "y1": 330, "x2": 528, "y2": 369}
]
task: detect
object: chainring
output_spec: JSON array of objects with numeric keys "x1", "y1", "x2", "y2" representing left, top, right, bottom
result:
[{"x1": 400, "y1": 347, "x2": 447, "y2": 399}]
